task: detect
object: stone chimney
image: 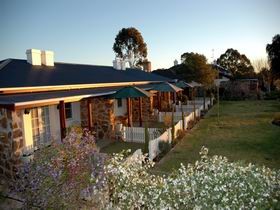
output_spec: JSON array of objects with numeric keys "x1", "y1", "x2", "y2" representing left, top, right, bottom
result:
[
  {"x1": 26, "y1": 49, "x2": 41, "y2": 65},
  {"x1": 41, "y1": 50, "x2": 54, "y2": 66}
]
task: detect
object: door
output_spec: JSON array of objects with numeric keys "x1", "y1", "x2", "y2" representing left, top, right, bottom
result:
[{"x1": 31, "y1": 106, "x2": 51, "y2": 149}]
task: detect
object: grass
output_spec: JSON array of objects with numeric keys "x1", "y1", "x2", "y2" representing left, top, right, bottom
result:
[
  {"x1": 154, "y1": 100, "x2": 280, "y2": 173},
  {"x1": 100, "y1": 142, "x2": 145, "y2": 154}
]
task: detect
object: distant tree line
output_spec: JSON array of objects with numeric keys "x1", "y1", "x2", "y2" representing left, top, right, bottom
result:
[{"x1": 112, "y1": 27, "x2": 280, "y2": 91}]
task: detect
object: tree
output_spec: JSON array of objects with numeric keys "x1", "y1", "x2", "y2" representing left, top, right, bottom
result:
[
  {"x1": 257, "y1": 67, "x2": 273, "y2": 92},
  {"x1": 216, "y1": 48, "x2": 255, "y2": 79},
  {"x1": 179, "y1": 52, "x2": 217, "y2": 86},
  {"x1": 252, "y1": 58, "x2": 269, "y2": 73},
  {"x1": 113, "y1": 27, "x2": 147, "y2": 68},
  {"x1": 266, "y1": 34, "x2": 280, "y2": 79}
]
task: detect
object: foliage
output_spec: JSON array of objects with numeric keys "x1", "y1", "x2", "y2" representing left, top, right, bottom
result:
[
  {"x1": 176, "y1": 129, "x2": 185, "y2": 140},
  {"x1": 177, "y1": 94, "x2": 188, "y2": 104},
  {"x1": 100, "y1": 142, "x2": 145, "y2": 154},
  {"x1": 159, "y1": 141, "x2": 172, "y2": 155},
  {"x1": 143, "y1": 122, "x2": 149, "y2": 154},
  {"x1": 163, "y1": 115, "x2": 172, "y2": 127},
  {"x1": 180, "y1": 52, "x2": 217, "y2": 86},
  {"x1": 13, "y1": 128, "x2": 97, "y2": 209},
  {"x1": 216, "y1": 48, "x2": 255, "y2": 79},
  {"x1": 257, "y1": 67, "x2": 273, "y2": 92},
  {"x1": 266, "y1": 34, "x2": 280, "y2": 79},
  {"x1": 252, "y1": 58, "x2": 269, "y2": 73},
  {"x1": 171, "y1": 129, "x2": 185, "y2": 147},
  {"x1": 113, "y1": 27, "x2": 147, "y2": 67},
  {"x1": 264, "y1": 90, "x2": 280, "y2": 100},
  {"x1": 105, "y1": 147, "x2": 280, "y2": 209}
]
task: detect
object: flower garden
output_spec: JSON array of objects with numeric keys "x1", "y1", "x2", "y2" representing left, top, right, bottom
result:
[{"x1": 2, "y1": 100, "x2": 280, "y2": 209}]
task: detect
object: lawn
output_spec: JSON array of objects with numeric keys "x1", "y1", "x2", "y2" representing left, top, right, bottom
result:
[
  {"x1": 100, "y1": 142, "x2": 145, "y2": 154},
  {"x1": 154, "y1": 100, "x2": 280, "y2": 173}
]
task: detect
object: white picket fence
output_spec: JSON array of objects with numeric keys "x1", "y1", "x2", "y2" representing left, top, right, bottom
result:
[
  {"x1": 186, "y1": 98, "x2": 213, "y2": 110},
  {"x1": 175, "y1": 105, "x2": 202, "y2": 117},
  {"x1": 123, "y1": 127, "x2": 162, "y2": 143},
  {"x1": 158, "y1": 111, "x2": 188, "y2": 123},
  {"x1": 184, "y1": 112, "x2": 195, "y2": 129},
  {"x1": 122, "y1": 99, "x2": 213, "y2": 160},
  {"x1": 149, "y1": 129, "x2": 170, "y2": 160},
  {"x1": 149, "y1": 111, "x2": 197, "y2": 160}
]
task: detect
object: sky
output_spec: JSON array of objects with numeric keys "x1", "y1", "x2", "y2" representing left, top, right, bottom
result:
[{"x1": 0, "y1": 0, "x2": 279, "y2": 70}]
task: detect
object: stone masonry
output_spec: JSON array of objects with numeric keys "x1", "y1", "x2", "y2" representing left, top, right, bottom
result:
[
  {"x1": 132, "y1": 96, "x2": 155, "y2": 122},
  {"x1": 81, "y1": 98, "x2": 115, "y2": 140},
  {"x1": 0, "y1": 108, "x2": 24, "y2": 179}
]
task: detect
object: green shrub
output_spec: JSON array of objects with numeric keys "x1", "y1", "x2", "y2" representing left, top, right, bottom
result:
[{"x1": 264, "y1": 90, "x2": 280, "y2": 100}]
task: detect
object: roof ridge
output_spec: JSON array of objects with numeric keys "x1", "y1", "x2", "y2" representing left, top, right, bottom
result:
[
  {"x1": 54, "y1": 61, "x2": 114, "y2": 68},
  {"x1": 0, "y1": 59, "x2": 12, "y2": 71}
]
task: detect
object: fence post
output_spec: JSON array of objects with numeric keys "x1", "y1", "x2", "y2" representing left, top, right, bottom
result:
[
  {"x1": 123, "y1": 126, "x2": 126, "y2": 141},
  {"x1": 168, "y1": 128, "x2": 172, "y2": 143}
]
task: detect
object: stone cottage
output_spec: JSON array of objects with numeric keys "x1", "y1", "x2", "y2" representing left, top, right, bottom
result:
[{"x1": 0, "y1": 49, "x2": 173, "y2": 179}]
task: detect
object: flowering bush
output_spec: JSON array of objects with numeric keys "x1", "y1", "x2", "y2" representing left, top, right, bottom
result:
[
  {"x1": 13, "y1": 127, "x2": 97, "y2": 209},
  {"x1": 105, "y1": 147, "x2": 280, "y2": 209}
]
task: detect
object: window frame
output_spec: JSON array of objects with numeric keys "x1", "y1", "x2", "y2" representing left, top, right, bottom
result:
[
  {"x1": 117, "y1": 98, "x2": 122, "y2": 107},
  {"x1": 31, "y1": 106, "x2": 51, "y2": 150},
  {"x1": 65, "y1": 103, "x2": 73, "y2": 119}
]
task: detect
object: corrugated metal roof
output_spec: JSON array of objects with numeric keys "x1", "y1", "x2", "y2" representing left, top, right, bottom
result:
[
  {"x1": 0, "y1": 84, "x2": 156, "y2": 108},
  {"x1": 0, "y1": 59, "x2": 171, "y2": 89}
]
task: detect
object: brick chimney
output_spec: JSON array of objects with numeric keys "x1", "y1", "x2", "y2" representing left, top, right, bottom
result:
[{"x1": 142, "y1": 60, "x2": 151, "y2": 72}]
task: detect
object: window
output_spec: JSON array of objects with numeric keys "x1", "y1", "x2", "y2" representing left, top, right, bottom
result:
[
  {"x1": 65, "y1": 103, "x2": 72, "y2": 119},
  {"x1": 31, "y1": 106, "x2": 51, "y2": 149},
  {"x1": 117, "y1": 98, "x2": 122, "y2": 107}
]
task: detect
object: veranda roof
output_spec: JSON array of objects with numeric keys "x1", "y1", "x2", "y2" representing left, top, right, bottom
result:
[
  {"x1": 110, "y1": 86, "x2": 151, "y2": 99},
  {"x1": 150, "y1": 82, "x2": 182, "y2": 92},
  {"x1": 174, "y1": 81, "x2": 194, "y2": 88},
  {"x1": 189, "y1": 81, "x2": 203, "y2": 87}
]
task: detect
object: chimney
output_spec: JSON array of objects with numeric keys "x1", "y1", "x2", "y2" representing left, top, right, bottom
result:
[
  {"x1": 120, "y1": 60, "x2": 126, "y2": 70},
  {"x1": 142, "y1": 60, "x2": 151, "y2": 72},
  {"x1": 41, "y1": 50, "x2": 54, "y2": 66},
  {"x1": 113, "y1": 57, "x2": 126, "y2": 70},
  {"x1": 174, "y1": 59, "x2": 179, "y2": 66},
  {"x1": 26, "y1": 49, "x2": 41, "y2": 65}
]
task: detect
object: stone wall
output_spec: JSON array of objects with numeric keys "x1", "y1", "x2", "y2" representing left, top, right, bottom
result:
[
  {"x1": 80, "y1": 98, "x2": 115, "y2": 140},
  {"x1": 132, "y1": 96, "x2": 156, "y2": 122},
  {"x1": 0, "y1": 109, "x2": 24, "y2": 179},
  {"x1": 153, "y1": 92, "x2": 172, "y2": 111}
]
